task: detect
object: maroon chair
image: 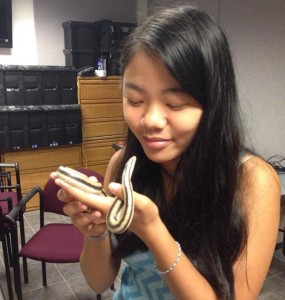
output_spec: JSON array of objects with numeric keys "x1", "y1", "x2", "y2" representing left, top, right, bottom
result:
[
  {"x1": 0, "y1": 163, "x2": 27, "y2": 299},
  {"x1": 6, "y1": 168, "x2": 105, "y2": 300},
  {"x1": 0, "y1": 163, "x2": 23, "y2": 215},
  {"x1": 0, "y1": 163, "x2": 26, "y2": 260}
]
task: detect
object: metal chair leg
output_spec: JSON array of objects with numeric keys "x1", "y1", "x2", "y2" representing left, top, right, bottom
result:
[
  {"x1": 22, "y1": 257, "x2": 28, "y2": 284},
  {"x1": 2, "y1": 234, "x2": 14, "y2": 300},
  {"x1": 11, "y1": 225, "x2": 22, "y2": 300},
  {"x1": 42, "y1": 261, "x2": 47, "y2": 286},
  {"x1": 6, "y1": 231, "x2": 13, "y2": 267},
  {"x1": 96, "y1": 294, "x2": 102, "y2": 300}
]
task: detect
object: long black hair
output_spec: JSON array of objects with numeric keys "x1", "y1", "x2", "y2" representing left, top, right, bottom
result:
[{"x1": 112, "y1": 6, "x2": 247, "y2": 299}]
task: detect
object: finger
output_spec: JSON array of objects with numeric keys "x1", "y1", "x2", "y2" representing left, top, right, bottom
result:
[
  {"x1": 108, "y1": 182, "x2": 124, "y2": 199},
  {"x1": 89, "y1": 176, "x2": 99, "y2": 183},
  {"x1": 72, "y1": 210, "x2": 106, "y2": 234},
  {"x1": 63, "y1": 201, "x2": 88, "y2": 216},
  {"x1": 108, "y1": 182, "x2": 147, "y2": 204},
  {"x1": 57, "y1": 188, "x2": 76, "y2": 203},
  {"x1": 50, "y1": 172, "x2": 58, "y2": 180},
  {"x1": 54, "y1": 177, "x2": 112, "y2": 211}
]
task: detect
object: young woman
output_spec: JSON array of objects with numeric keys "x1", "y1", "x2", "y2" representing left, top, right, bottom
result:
[{"x1": 52, "y1": 5, "x2": 280, "y2": 299}]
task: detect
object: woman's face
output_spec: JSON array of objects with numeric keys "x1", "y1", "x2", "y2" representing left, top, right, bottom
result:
[{"x1": 123, "y1": 50, "x2": 203, "y2": 174}]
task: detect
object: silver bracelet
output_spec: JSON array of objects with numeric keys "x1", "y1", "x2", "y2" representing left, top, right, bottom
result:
[
  {"x1": 88, "y1": 230, "x2": 109, "y2": 241},
  {"x1": 154, "y1": 241, "x2": 182, "y2": 275}
]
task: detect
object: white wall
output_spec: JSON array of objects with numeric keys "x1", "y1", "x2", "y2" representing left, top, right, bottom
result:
[
  {"x1": 0, "y1": 0, "x2": 37, "y2": 65},
  {"x1": 220, "y1": 0, "x2": 285, "y2": 160},
  {"x1": 0, "y1": 0, "x2": 137, "y2": 66},
  {"x1": 137, "y1": 0, "x2": 148, "y2": 24},
  {"x1": 34, "y1": 0, "x2": 137, "y2": 66}
]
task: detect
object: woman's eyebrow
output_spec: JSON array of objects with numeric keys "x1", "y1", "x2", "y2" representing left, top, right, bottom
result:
[
  {"x1": 162, "y1": 87, "x2": 185, "y2": 94},
  {"x1": 124, "y1": 82, "x2": 144, "y2": 92},
  {"x1": 124, "y1": 82, "x2": 185, "y2": 94}
]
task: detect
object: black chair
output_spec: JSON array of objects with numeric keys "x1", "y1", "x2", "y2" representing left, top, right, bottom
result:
[{"x1": 6, "y1": 168, "x2": 108, "y2": 300}]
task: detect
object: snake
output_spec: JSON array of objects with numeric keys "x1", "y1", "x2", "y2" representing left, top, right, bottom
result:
[{"x1": 56, "y1": 156, "x2": 137, "y2": 234}]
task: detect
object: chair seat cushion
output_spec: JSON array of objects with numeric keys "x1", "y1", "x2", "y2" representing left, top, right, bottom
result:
[{"x1": 20, "y1": 223, "x2": 84, "y2": 263}]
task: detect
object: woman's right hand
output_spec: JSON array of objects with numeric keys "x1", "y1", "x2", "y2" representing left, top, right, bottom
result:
[{"x1": 50, "y1": 172, "x2": 110, "y2": 237}]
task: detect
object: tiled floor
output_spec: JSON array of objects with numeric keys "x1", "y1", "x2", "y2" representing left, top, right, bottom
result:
[{"x1": 0, "y1": 210, "x2": 285, "y2": 299}]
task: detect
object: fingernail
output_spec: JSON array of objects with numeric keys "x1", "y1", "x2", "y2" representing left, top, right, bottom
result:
[{"x1": 109, "y1": 182, "x2": 120, "y2": 192}]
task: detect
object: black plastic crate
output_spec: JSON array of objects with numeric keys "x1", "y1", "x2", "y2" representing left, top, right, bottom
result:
[
  {"x1": 99, "y1": 20, "x2": 136, "y2": 52},
  {"x1": 112, "y1": 21, "x2": 136, "y2": 49},
  {"x1": 0, "y1": 110, "x2": 10, "y2": 150},
  {"x1": 4, "y1": 70, "x2": 25, "y2": 105},
  {"x1": 42, "y1": 69, "x2": 60, "y2": 105},
  {"x1": 59, "y1": 69, "x2": 78, "y2": 104},
  {"x1": 63, "y1": 21, "x2": 100, "y2": 50},
  {"x1": 9, "y1": 110, "x2": 30, "y2": 150},
  {"x1": 65, "y1": 108, "x2": 82, "y2": 145},
  {"x1": 47, "y1": 109, "x2": 66, "y2": 147},
  {"x1": 0, "y1": 68, "x2": 6, "y2": 105},
  {"x1": 23, "y1": 70, "x2": 43, "y2": 105},
  {"x1": 63, "y1": 49, "x2": 99, "y2": 69},
  {"x1": 29, "y1": 110, "x2": 48, "y2": 149}
]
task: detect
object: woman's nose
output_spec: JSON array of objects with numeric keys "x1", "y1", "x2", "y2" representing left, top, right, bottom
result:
[{"x1": 142, "y1": 106, "x2": 167, "y2": 130}]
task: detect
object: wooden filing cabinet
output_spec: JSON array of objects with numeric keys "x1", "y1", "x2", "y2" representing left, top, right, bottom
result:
[
  {"x1": 1, "y1": 145, "x2": 82, "y2": 210},
  {"x1": 78, "y1": 76, "x2": 126, "y2": 176}
]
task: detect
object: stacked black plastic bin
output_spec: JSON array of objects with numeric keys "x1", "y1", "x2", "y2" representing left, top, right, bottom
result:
[
  {"x1": 62, "y1": 21, "x2": 101, "y2": 69},
  {"x1": 0, "y1": 65, "x2": 82, "y2": 152},
  {"x1": 24, "y1": 68, "x2": 43, "y2": 105},
  {"x1": 62, "y1": 19, "x2": 136, "y2": 74},
  {"x1": 99, "y1": 20, "x2": 136, "y2": 75}
]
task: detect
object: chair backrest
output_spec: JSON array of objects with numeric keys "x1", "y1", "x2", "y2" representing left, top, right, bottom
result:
[
  {"x1": 0, "y1": 162, "x2": 22, "y2": 215},
  {"x1": 43, "y1": 177, "x2": 65, "y2": 214},
  {"x1": 0, "y1": 163, "x2": 21, "y2": 189},
  {"x1": 43, "y1": 168, "x2": 104, "y2": 215},
  {"x1": 0, "y1": 206, "x2": 4, "y2": 236}
]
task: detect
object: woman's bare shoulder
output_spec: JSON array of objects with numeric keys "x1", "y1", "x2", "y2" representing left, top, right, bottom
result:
[
  {"x1": 234, "y1": 155, "x2": 280, "y2": 298},
  {"x1": 241, "y1": 155, "x2": 280, "y2": 198},
  {"x1": 239, "y1": 154, "x2": 280, "y2": 225}
]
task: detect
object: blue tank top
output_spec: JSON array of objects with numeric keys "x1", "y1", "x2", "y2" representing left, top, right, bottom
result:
[{"x1": 113, "y1": 250, "x2": 173, "y2": 299}]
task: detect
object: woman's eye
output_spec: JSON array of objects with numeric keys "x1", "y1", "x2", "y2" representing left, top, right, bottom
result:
[
  {"x1": 127, "y1": 99, "x2": 143, "y2": 106},
  {"x1": 167, "y1": 103, "x2": 185, "y2": 110}
]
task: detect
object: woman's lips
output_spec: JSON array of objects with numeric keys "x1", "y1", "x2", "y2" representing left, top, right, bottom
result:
[{"x1": 142, "y1": 136, "x2": 170, "y2": 150}]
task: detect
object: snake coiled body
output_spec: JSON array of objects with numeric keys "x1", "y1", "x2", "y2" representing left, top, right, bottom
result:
[
  {"x1": 56, "y1": 156, "x2": 137, "y2": 234},
  {"x1": 106, "y1": 156, "x2": 136, "y2": 233}
]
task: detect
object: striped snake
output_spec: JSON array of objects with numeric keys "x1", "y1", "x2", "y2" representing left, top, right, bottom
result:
[{"x1": 56, "y1": 156, "x2": 137, "y2": 234}]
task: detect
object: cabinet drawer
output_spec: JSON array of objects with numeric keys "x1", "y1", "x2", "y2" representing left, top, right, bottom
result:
[
  {"x1": 82, "y1": 140, "x2": 118, "y2": 164},
  {"x1": 80, "y1": 83, "x2": 122, "y2": 100},
  {"x1": 3, "y1": 146, "x2": 82, "y2": 171},
  {"x1": 81, "y1": 102, "x2": 123, "y2": 120},
  {"x1": 86, "y1": 162, "x2": 109, "y2": 177},
  {"x1": 83, "y1": 121, "x2": 126, "y2": 139},
  {"x1": 20, "y1": 169, "x2": 51, "y2": 191}
]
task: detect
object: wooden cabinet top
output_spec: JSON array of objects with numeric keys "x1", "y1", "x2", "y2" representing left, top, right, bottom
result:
[
  {"x1": 78, "y1": 76, "x2": 122, "y2": 101},
  {"x1": 77, "y1": 76, "x2": 121, "y2": 84}
]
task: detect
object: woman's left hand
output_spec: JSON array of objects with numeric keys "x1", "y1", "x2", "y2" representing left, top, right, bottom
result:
[{"x1": 108, "y1": 182, "x2": 161, "y2": 239}]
